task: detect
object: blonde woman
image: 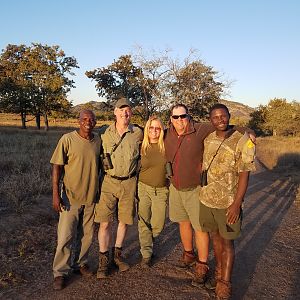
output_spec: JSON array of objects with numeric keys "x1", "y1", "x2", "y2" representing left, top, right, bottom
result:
[{"x1": 138, "y1": 115, "x2": 169, "y2": 268}]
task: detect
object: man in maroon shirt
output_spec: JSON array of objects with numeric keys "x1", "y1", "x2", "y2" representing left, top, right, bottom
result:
[{"x1": 164, "y1": 103, "x2": 213, "y2": 284}]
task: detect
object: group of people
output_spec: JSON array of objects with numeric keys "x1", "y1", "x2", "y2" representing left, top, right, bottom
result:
[{"x1": 50, "y1": 97, "x2": 255, "y2": 300}]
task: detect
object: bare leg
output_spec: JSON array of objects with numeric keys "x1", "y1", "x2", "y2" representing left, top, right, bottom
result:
[
  {"x1": 115, "y1": 221, "x2": 127, "y2": 248},
  {"x1": 179, "y1": 221, "x2": 193, "y2": 251},
  {"x1": 98, "y1": 222, "x2": 111, "y2": 253},
  {"x1": 195, "y1": 229, "x2": 209, "y2": 263},
  {"x1": 211, "y1": 231, "x2": 223, "y2": 271},
  {"x1": 221, "y1": 238, "x2": 235, "y2": 282}
]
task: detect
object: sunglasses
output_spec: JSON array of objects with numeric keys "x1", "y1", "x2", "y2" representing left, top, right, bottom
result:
[
  {"x1": 171, "y1": 114, "x2": 188, "y2": 119},
  {"x1": 149, "y1": 126, "x2": 161, "y2": 131}
]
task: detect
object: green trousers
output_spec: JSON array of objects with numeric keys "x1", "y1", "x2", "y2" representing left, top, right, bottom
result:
[
  {"x1": 137, "y1": 181, "x2": 169, "y2": 259},
  {"x1": 53, "y1": 203, "x2": 95, "y2": 278}
]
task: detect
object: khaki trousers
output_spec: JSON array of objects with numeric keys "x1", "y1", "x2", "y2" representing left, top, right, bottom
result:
[
  {"x1": 137, "y1": 182, "x2": 169, "y2": 259},
  {"x1": 53, "y1": 203, "x2": 95, "y2": 278}
]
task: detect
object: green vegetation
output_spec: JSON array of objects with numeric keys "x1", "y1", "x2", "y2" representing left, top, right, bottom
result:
[
  {"x1": 0, "y1": 43, "x2": 78, "y2": 129},
  {"x1": 249, "y1": 98, "x2": 300, "y2": 136},
  {"x1": 86, "y1": 49, "x2": 224, "y2": 121}
]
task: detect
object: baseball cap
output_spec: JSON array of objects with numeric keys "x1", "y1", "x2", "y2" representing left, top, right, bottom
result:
[{"x1": 114, "y1": 97, "x2": 131, "y2": 109}]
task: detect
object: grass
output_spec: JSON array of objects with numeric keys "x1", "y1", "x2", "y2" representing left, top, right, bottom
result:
[
  {"x1": 256, "y1": 136, "x2": 300, "y2": 193},
  {"x1": 256, "y1": 136, "x2": 300, "y2": 170},
  {"x1": 0, "y1": 127, "x2": 66, "y2": 211},
  {"x1": 0, "y1": 119, "x2": 299, "y2": 289},
  {"x1": 0, "y1": 113, "x2": 110, "y2": 211},
  {"x1": 1, "y1": 124, "x2": 299, "y2": 212}
]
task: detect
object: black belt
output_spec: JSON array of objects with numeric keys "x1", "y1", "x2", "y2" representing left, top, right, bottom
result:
[{"x1": 106, "y1": 172, "x2": 137, "y2": 181}]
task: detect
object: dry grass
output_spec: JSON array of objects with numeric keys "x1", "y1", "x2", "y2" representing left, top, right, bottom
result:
[
  {"x1": 0, "y1": 127, "x2": 66, "y2": 211},
  {"x1": 256, "y1": 136, "x2": 300, "y2": 183},
  {"x1": 0, "y1": 113, "x2": 80, "y2": 128}
]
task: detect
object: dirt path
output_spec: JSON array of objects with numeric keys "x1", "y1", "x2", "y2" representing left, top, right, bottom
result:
[{"x1": 1, "y1": 168, "x2": 299, "y2": 299}]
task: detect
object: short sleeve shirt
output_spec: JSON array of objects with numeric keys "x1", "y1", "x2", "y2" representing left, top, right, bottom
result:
[
  {"x1": 199, "y1": 131, "x2": 256, "y2": 209},
  {"x1": 100, "y1": 123, "x2": 143, "y2": 177},
  {"x1": 50, "y1": 130, "x2": 101, "y2": 205}
]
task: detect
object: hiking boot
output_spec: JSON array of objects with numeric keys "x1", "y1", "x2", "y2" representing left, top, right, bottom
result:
[
  {"x1": 113, "y1": 247, "x2": 130, "y2": 272},
  {"x1": 140, "y1": 257, "x2": 152, "y2": 269},
  {"x1": 192, "y1": 261, "x2": 209, "y2": 285},
  {"x1": 216, "y1": 279, "x2": 231, "y2": 300},
  {"x1": 205, "y1": 266, "x2": 221, "y2": 290},
  {"x1": 97, "y1": 251, "x2": 109, "y2": 279},
  {"x1": 78, "y1": 264, "x2": 93, "y2": 277},
  {"x1": 53, "y1": 276, "x2": 65, "y2": 290},
  {"x1": 178, "y1": 250, "x2": 197, "y2": 268}
]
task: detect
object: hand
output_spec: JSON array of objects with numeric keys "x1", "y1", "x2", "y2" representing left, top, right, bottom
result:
[
  {"x1": 226, "y1": 202, "x2": 241, "y2": 224},
  {"x1": 52, "y1": 193, "x2": 63, "y2": 213}
]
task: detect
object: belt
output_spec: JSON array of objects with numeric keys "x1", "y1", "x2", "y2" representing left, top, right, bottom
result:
[{"x1": 106, "y1": 172, "x2": 137, "y2": 181}]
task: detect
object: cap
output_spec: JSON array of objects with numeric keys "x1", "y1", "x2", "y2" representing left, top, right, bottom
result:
[{"x1": 114, "y1": 97, "x2": 131, "y2": 109}]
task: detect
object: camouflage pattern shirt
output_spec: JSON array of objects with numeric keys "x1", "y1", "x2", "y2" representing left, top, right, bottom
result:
[{"x1": 199, "y1": 131, "x2": 256, "y2": 209}]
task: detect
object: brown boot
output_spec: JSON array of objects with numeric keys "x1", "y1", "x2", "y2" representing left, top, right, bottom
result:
[
  {"x1": 205, "y1": 266, "x2": 221, "y2": 290},
  {"x1": 53, "y1": 276, "x2": 65, "y2": 290},
  {"x1": 97, "y1": 251, "x2": 109, "y2": 279},
  {"x1": 216, "y1": 279, "x2": 231, "y2": 300},
  {"x1": 193, "y1": 261, "x2": 209, "y2": 284},
  {"x1": 113, "y1": 247, "x2": 130, "y2": 272},
  {"x1": 179, "y1": 250, "x2": 197, "y2": 268}
]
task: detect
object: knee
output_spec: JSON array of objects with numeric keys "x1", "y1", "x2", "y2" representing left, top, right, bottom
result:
[{"x1": 100, "y1": 222, "x2": 110, "y2": 231}]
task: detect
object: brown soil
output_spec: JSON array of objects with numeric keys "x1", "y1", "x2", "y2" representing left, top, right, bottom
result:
[{"x1": 1, "y1": 167, "x2": 300, "y2": 300}]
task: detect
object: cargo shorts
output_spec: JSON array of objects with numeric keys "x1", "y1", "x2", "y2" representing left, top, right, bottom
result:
[
  {"x1": 169, "y1": 184, "x2": 202, "y2": 231},
  {"x1": 199, "y1": 201, "x2": 242, "y2": 240},
  {"x1": 94, "y1": 175, "x2": 137, "y2": 225}
]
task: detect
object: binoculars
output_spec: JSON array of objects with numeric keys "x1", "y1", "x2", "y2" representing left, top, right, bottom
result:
[
  {"x1": 102, "y1": 153, "x2": 113, "y2": 170},
  {"x1": 200, "y1": 170, "x2": 208, "y2": 187},
  {"x1": 165, "y1": 162, "x2": 173, "y2": 178}
]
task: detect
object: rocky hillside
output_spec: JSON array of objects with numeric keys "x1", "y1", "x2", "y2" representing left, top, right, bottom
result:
[
  {"x1": 220, "y1": 99, "x2": 254, "y2": 120},
  {"x1": 72, "y1": 99, "x2": 255, "y2": 120}
]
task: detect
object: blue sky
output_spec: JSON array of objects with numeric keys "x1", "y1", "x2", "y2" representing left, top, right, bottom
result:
[{"x1": 1, "y1": 0, "x2": 299, "y2": 108}]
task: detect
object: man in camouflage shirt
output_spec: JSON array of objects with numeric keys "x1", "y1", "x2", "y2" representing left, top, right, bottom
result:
[{"x1": 199, "y1": 103, "x2": 255, "y2": 300}]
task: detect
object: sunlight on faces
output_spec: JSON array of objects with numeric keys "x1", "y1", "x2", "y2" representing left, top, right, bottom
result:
[
  {"x1": 210, "y1": 108, "x2": 230, "y2": 131},
  {"x1": 79, "y1": 110, "x2": 96, "y2": 133},
  {"x1": 114, "y1": 106, "x2": 132, "y2": 126},
  {"x1": 148, "y1": 119, "x2": 162, "y2": 143},
  {"x1": 171, "y1": 106, "x2": 189, "y2": 135}
]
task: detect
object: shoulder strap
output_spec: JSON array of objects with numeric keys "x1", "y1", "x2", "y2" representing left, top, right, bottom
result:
[
  {"x1": 206, "y1": 128, "x2": 236, "y2": 171},
  {"x1": 110, "y1": 131, "x2": 128, "y2": 154}
]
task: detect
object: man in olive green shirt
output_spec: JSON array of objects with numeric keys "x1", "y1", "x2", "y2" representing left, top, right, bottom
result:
[
  {"x1": 94, "y1": 97, "x2": 143, "y2": 278},
  {"x1": 50, "y1": 110, "x2": 101, "y2": 290}
]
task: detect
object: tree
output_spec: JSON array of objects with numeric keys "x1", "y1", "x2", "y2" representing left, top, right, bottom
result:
[
  {"x1": 0, "y1": 43, "x2": 78, "y2": 129},
  {"x1": 86, "y1": 48, "x2": 226, "y2": 121},
  {"x1": 86, "y1": 55, "x2": 144, "y2": 114},
  {"x1": 134, "y1": 48, "x2": 225, "y2": 120},
  {"x1": 0, "y1": 44, "x2": 32, "y2": 128},
  {"x1": 248, "y1": 105, "x2": 270, "y2": 136},
  {"x1": 168, "y1": 60, "x2": 223, "y2": 120},
  {"x1": 248, "y1": 98, "x2": 300, "y2": 136},
  {"x1": 264, "y1": 98, "x2": 294, "y2": 136}
]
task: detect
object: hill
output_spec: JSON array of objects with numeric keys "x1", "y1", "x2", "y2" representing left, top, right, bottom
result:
[
  {"x1": 220, "y1": 99, "x2": 254, "y2": 120},
  {"x1": 72, "y1": 99, "x2": 255, "y2": 121}
]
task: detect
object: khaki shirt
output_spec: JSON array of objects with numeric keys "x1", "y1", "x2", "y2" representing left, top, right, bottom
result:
[
  {"x1": 50, "y1": 130, "x2": 101, "y2": 205},
  {"x1": 100, "y1": 123, "x2": 143, "y2": 177},
  {"x1": 199, "y1": 131, "x2": 256, "y2": 209}
]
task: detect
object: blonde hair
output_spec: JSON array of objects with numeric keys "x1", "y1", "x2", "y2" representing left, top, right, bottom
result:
[{"x1": 141, "y1": 115, "x2": 165, "y2": 156}]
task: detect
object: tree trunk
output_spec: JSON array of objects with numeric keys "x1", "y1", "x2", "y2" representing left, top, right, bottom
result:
[
  {"x1": 21, "y1": 112, "x2": 26, "y2": 129},
  {"x1": 36, "y1": 114, "x2": 41, "y2": 130},
  {"x1": 44, "y1": 113, "x2": 49, "y2": 131}
]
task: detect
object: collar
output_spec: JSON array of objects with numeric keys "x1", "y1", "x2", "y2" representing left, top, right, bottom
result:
[{"x1": 170, "y1": 120, "x2": 196, "y2": 137}]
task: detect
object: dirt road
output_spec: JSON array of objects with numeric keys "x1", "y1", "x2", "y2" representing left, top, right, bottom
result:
[{"x1": 1, "y1": 168, "x2": 299, "y2": 299}]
